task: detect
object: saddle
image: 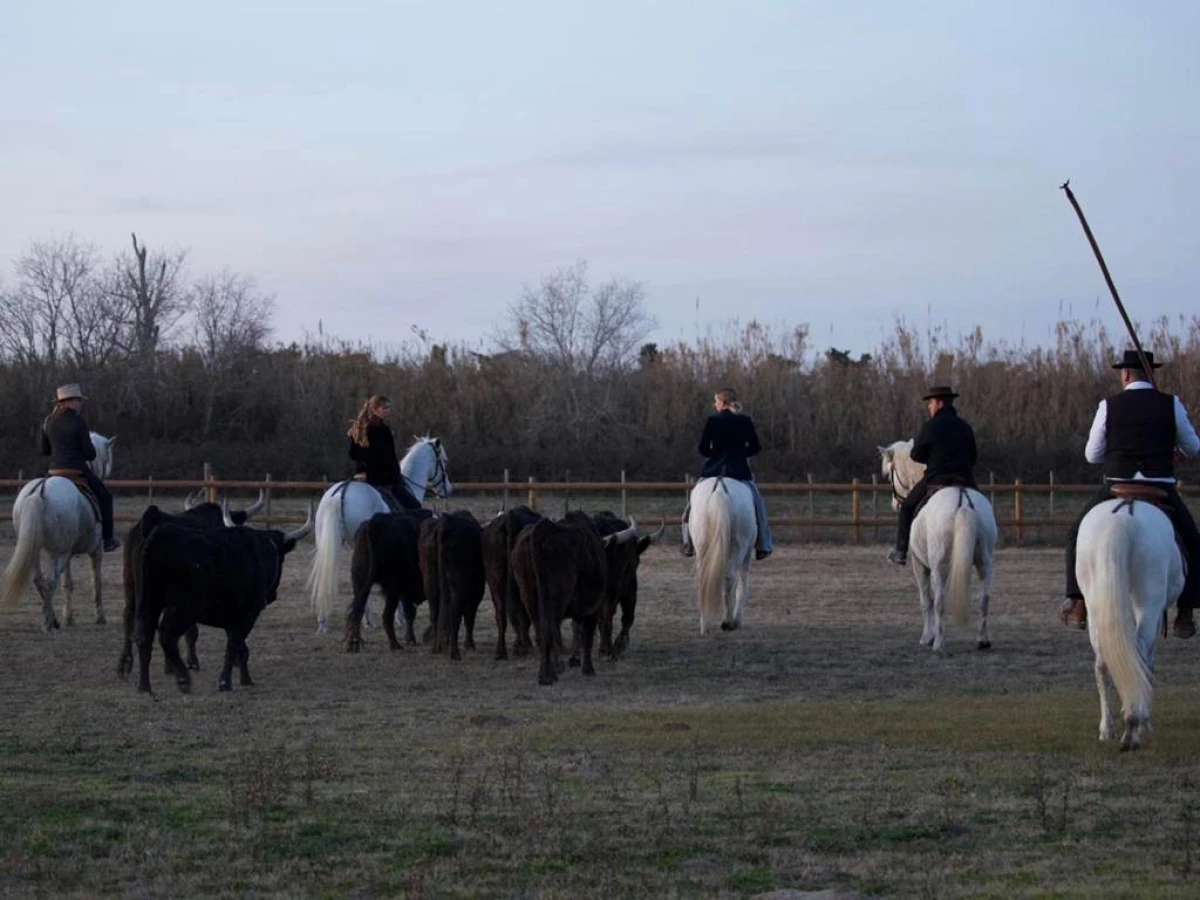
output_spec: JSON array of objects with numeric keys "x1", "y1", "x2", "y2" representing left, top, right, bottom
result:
[
  {"x1": 913, "y1": 476, "x2": 973, "y2": 517},
  {"x1": 45, "y1": 469, "x2": 101, "y2": 522},
  {"x1": 1109, "y1": 482, "x2": 1171, "y2": 512}
]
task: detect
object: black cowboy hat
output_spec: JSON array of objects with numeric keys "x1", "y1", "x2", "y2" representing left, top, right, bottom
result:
[
  {"x1": 1112, "y1": 349, "x2": 1163, "y2": 370},
  {"x1": 921, "y1": 385, "x2": 959, "y2": 401}
]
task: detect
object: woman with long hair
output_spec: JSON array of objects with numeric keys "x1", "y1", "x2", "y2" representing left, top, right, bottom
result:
[{"x1": 347, "y1": 395, "x2": 421, "y2": 511}]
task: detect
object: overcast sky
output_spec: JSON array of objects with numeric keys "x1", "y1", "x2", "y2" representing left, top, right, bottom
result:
[{"x1": 3, "y1": 1, "x2": 1197, "y2": 358}]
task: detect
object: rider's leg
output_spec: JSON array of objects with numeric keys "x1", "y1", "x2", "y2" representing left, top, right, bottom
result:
[
  {"x1": 749, "y1": 480, "x2": 772, "y2": 560},
  {"x1": 1062, "y1": 485, "x2": 1112, "y2": 626},
  {"x1": 389, "y1": 482, "x2": 423, "y2": 511},
  {"x1": 83, "y1": 470, "x2": 119, "y2": 551},
  {"x1": 889, "y1": 478, "x2": 928, "y2": 564},
  {"x1": 1165, "y1": 489, "x2": 1200, "y2": 638}
]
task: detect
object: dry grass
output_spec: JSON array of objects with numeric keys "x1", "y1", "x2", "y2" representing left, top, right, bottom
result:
[{"x1": 2, "y1": 533, "x2": 1200, "y2": 899}]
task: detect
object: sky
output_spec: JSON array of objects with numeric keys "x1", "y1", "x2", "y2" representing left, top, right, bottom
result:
[{"x1": 2, "y1": 1, "x2": 1198, "y2": 359}]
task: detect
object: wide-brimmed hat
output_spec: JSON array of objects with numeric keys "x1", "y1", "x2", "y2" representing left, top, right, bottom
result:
[
  {"x1": 1111, "y1": 349, "x2": 1162, "y2": 370},
  {"x1": 54, "y1": 383, "x2": 87, "y2": 402},
  {"x1": 922, "y1": 385, "x2": 959, "y2": 401}
]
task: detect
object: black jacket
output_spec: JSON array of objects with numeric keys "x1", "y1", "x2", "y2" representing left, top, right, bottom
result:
[
  {"x1": 41, "y1": 408, "x2": 96, "y2": 472},
  {"x1": 698, "y1": 409, "x2": 761, "y2": 481},
  {"x1": 911, "y1": 406, "x2": 977, "y2": 481},
  {"x1": 348, "y1": 421, "x2": 402, "y2": 486}
]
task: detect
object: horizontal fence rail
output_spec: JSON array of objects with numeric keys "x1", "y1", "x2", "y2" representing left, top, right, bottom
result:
[{"x1": 1, "y1": 470, "x2": 1195, "y2": 543}]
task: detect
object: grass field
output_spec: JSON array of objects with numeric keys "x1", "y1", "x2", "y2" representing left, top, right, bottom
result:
[{"x1": 2, "y1": 521, "x2": 1200, "y2": 898}]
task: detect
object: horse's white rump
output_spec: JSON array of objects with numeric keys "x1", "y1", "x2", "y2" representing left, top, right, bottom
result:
[
  {"x1": 1, "y1": 433, "x2": 114, "y2": 631},
  {"x1": 880, "y1": 440, "x2": 997, "y2": 653},
  {"x1": 1077, "y1": 499, "x2": 1183, "y2": 750},
  {"x1": 307, "y1": 437, "x2": 452, "y2": 633},
  {"x1": 688, "y1": 477, "x2": 756, "y2": 635}
]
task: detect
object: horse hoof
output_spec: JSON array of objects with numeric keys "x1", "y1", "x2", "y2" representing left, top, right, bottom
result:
[{"x1": 977, "y1": 641, "x2": 992, "y2": 651}]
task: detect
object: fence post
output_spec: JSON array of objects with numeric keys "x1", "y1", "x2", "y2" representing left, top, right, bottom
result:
[
  {"x1": 851, "y1": 477, "x2": 861, "y2": 544},
  {"x1": 564, "y1": 471, "x2": 571, "y2": 514},
  {"x1": 527, "y1": 476, "x2": 536, "y2": 511},
  {"x1": 870, "y1": 473, "x2": 878, "y2": 542},
  {"x1": 621, "y1": 469, "x2": 628, "y2": 520},
  {"x1": 1014, "y1": 477, "x2": 1023, "y2": 546},
  {"x1": 204, "y1": 463, "x2": 215, "y2": 504},
  {"x1": 988, "y1": 470, "x2": 995, "y2": 508},
  {"x1": 264, "y1": 473, "x2": 273, "y2": 525},
  {"x1": 147, "y1": 474, "x2": 153, "y2": 501},
  {"x1": 17, "y1": 469, "x2": 22, "y2": 483},
  {"x1": 807, "y1": 473, "x2": 815, "y2": 520},
  {"x1": 1049, "y1": 470, "x2": 1055, "y2": 519},
  {"x1": 503, "y1": 468, "x2": 510, "y2": 511}
]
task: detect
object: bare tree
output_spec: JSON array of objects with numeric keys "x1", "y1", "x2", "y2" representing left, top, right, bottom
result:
[
  {"x1": 0, "y1": 236, "x2": 98, "y2": 369},
  {"x1": 116, "y1": 233, "x2": 191, "y2": 356},
  {"x1": 501, "y1": 261, "x2": 654, "y2": 375}
]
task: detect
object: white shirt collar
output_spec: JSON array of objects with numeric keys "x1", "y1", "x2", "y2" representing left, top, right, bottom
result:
[{"x1": 1124, "y1": 381, "x2": 1154, "y2": 391}]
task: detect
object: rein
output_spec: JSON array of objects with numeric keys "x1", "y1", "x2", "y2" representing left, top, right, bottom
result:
[{"x1": 403, "y1": 442, "x2": 450, "y2": 499}]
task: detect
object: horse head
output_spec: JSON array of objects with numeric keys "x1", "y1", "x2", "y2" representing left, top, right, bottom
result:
[
  {"x1": 89, "y1": 433, "x2": 115, "y2": 480},
  {"x1": 401, "y1": 436, "x2": 453, "y2": 502},
  {"x1": 879, "y1": 439, "x2": 922, "y2": 511}
]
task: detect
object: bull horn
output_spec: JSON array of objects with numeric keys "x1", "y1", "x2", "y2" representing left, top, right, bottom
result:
[
  {"x1": 604, "y1": 517, "x2": 639, "y2": 547},
  {"x1": 243, "y1": 489, "x2": 266, "y2": 520},
  {"x1": 183, "y1": 490, "x2": 201, "y2": 511},
  {"x1": 284, "y1": 502, "x2": 315, "y2": 543},
  {"x1": 648, "y1": 517, "x2": 667, "y2": 544},
  {"x1": 222, "y1": 500, "x2": 236, "y2": 528}
]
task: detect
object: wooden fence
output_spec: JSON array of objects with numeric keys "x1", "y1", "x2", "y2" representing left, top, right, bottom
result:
[{"x1": 2, "y1": 467, "x2": 1195, "y2": 543}]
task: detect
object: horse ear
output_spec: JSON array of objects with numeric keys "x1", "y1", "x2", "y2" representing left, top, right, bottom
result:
[
  {"x1": 108, "y1": 435, "x2": 117, "y2": 446},
  {"x1": 877, "y1": 445, "x2": 891, "y2": 459}
]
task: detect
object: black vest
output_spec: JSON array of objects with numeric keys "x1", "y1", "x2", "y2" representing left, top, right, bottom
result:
[{"x1": 1104, "y1": 389, "x2": 1176, "y2": 479}]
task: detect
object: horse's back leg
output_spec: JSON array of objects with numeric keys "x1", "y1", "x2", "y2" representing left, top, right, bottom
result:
[
  {"x1": 732, "y1": 558, "x2": 751, "y2": 628},
  {"x1": 915, "y1": 564, "x2": 934, "y2": 647},
  {"x1": 975, "y1": 554, "x2": 993, "y2": 650},
  {"x1": 61, "y1": 559, "x2": 76, "y2": 627},
  {"x1": 928, "y1": 561, "x2": 948, "y2": 654},
  {"x1": 90, "y1": 548, "x2": 105, "y2": 625},
  {"x1": 1093, "y1": 654, "x2": 1116, "y2": 741}
]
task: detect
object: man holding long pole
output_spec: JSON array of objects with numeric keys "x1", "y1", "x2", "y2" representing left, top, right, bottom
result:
[{"x1": 1059, "y1": 182, "x2": 1200, "y2": 637}]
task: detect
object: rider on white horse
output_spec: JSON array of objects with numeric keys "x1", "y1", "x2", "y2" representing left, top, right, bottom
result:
[
  {"x1": 1062, "y1": 349, "x2": 1200, "y2": 637},
  {"x1": 347, "y1": 394, "x2": 422, "y2": 512},
  {"x1": 887, "y1": 385, "x2": 977, "y2": 566},
  {"x1": 41, "y1": 383, "x2": 120, "y2": 552},
  {"x1": 681, "y1": 387, "x2": 772, "y2": 561}
]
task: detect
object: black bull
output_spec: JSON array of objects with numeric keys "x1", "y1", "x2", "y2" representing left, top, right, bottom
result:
[
  {"x1": 117, "y1": 493, "x2": 264, "y2": 680},
  {"x1": 418, "y1": 511, "x2": 486, "y2": 661},
  {"x1": 129, "y1": 504, "x2": 308, "y2": 693},
  {"x1": 345, "y1": 509, "x2": 435, "y2": 651}
]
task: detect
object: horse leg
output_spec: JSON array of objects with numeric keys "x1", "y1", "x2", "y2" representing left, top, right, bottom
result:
[
  {"x1": 158, "y1": 613, "x2": 192, "y2": 694},
  {"x1": 401, "y1": 597, "x2": 419, "y2": 646},
  {"x1": 915, "y1": 564, "x2": 934, "y2": 647},
  {"x1": 929, "y1": 564, "x2": 949, "y2": 654},
  {"x1": 62, "y1": 559, "x2": 75, "y2": 627},
  {"x1": 732, "y1": 558, "x2": 751, "y2": 629},
  {"x1": 381, "y1": 589, "x2": 403, "y2": 650},
  {"x1": 975, "y1": 557, "x2": 993, "y2": 650},
  {"x1": 1093, "y1": 655, "x2": 1117, "y2": 741},
  {"x1": 33, "y1": 564, "x2": 59, "y2": 632},
  {"x1": 218, "y1": 629, "x2": 241, "y2": 692},
  {"x1": 719, "y1": 568, "x2": 739, "y2": 631}
]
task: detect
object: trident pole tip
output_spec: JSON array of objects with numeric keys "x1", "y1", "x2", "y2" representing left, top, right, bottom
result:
[{"x1": 1059, "y1": 179, "x2": 1070, "y2": 191}]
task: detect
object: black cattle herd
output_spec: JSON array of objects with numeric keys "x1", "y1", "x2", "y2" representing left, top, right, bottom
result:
[{"x1": 113, "y1": 497, "x2": 664, "y2": 693}]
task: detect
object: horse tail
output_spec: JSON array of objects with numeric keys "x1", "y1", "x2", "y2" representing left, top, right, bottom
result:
[
  {"x1": 1089, "y1": 514, "x2": 1152, "y2": 723},
  {"x1": 307, "y1": 493, "x2": 344, "y2": 626},
  {"x1": 947, "y1": 500, "x2": 978, "y2": 626},
  {"x1": 696, "y1": 484, "x2": 731, "y2": 632},
  {"x1": 1, "y1": 489, "x2": 47, "y2": 608}
]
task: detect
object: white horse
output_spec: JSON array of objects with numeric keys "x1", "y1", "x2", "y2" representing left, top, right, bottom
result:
[
  {"x1": 688, "y1": 476, "x2": 756, "y2": 635},
  {"x1": 879, "y1": 440, "x2": 997, "y2": 653},
  {"x1": 1077, "y1": 490, "x2": 1184, "y2": 751},
  {"x1": 307, "y1": 436, "x2": 452, "y2": 633},
  {"x1": 1, "y1": 433, "x2": 116, "y2": 631}
]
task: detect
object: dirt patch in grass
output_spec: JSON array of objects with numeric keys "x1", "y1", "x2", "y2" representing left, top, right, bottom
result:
[{"x1": 2, "y1": 540, "x2": 1200, "y2": 898}]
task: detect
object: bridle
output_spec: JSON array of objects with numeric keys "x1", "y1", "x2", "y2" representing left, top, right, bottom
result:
[
  {"x1": 403, "y1": 440, "x2": 450, "y2": 499},
  {"x1": 887, "y1": 459, "x2": 915, "y2": 504}
]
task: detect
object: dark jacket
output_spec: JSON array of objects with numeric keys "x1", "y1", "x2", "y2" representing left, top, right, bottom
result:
[
  {"x1": 911, "y1": 406, "x2": 977, "y2": 481},
  {"x1": 1104, "y1": 389, "x2": 1176, "y2": 480},
  {"x1": 698, "y1": 409, "x2": 761, "y2": 481},
  {"x1": 348, "y1": 421, "x2": 402, "y2": 486},
  {"x1": 41, "y1": 408, "x2": 96, "y2": 472}
]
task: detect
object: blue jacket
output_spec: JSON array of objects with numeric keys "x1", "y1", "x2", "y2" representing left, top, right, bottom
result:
[{"x1": 698, "y1": 410, "x2": 761, "y2": 481}]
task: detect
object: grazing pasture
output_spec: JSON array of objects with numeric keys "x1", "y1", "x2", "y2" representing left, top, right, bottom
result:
[{"x1": 2, "y1": 533, "x2": 1200, "y2": 899}]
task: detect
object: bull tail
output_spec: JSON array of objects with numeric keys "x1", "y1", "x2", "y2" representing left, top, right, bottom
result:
[
  {"x1": 696, "y1": 485, "x2": 731, "y2": 634},
  {"x1": 531, "y1": 521, "x2": 554, "y2": 655},
  {"x1": 306, "y1": 493, "x2": 344, "y2": 630},
  {"x1": 947, "y1": 504, "x2": 978, "y2": 626},
  {"x1": 1, "y1": 489, "x2": 45, "y2": 608}
]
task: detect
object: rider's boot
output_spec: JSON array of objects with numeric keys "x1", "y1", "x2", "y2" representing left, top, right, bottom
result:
[
  {"x1": 1060, "y1": 596, "x2": 1087, "y2": 629},
  {"x1": 1173, "y1": 606, "x2": 1196, "y2": 640}
]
